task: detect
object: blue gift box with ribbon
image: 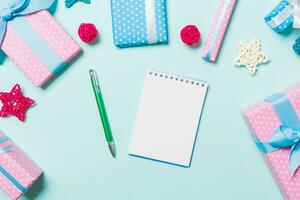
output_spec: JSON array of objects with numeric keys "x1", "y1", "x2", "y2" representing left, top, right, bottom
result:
[
  {"x1": 110, "y1": 0, "x2": 168, "y2": 48},
  {"x1": 265, "y1": 0, "x2": 300, "y2": 32}
]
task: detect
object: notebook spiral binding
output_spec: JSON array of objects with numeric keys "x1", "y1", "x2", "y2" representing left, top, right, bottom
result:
[{"x1": 148, "y1": 70, "x2": 206, "y2": 87}]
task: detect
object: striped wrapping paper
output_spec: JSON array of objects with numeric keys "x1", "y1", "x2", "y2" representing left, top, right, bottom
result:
[
  {"x1": 1, "y1": 10, "x2": 81, "y2": 87},
  {"x1": 202, "y1": 0, "x2": 237, "y2": 62}
]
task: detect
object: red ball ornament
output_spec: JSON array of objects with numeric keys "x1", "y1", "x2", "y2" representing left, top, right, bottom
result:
[
  {"x1": 180, "y1": 25, "x2": 201, "y2": 46},
  {"x1": 78, "y1": 23, "x2": 99, "y2": 43}
]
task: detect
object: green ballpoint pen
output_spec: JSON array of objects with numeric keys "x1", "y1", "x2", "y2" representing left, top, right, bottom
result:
[{"x1": 89, "y1": 69, "x2": 116, "y2": 158}]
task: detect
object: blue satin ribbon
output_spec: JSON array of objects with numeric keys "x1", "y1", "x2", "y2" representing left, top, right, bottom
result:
[
  {"x1": 9, "y1": 16, "x2": 65, "y2": 74},
  {"x1": 253, "y1": 93, "x2": 300, "y2": 176},
  {"x1": 65, "y1": 0, "x2": 90, "y2": 8},
  {"x1": 0, "y1": 136, "x2": 27, "y2": 192},
  {"x1": 0, "y1": 0, "x2": 55, "y2": 46}
]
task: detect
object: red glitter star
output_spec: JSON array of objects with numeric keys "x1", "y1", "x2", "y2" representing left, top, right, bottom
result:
[{"x1": 0, "y1": 84, "x2": 35, "y2": 122}]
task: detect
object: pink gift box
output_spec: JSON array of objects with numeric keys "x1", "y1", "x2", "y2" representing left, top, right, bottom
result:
[
  {"x1": 243, "y1": 83, "x2": 300, "y2": 200},
  {"x1": 0, "y1": 10, "x2": 81, "y2": 87},
  {"x1": 0, "y1": 131, "x2": 42, "y2": 200}
]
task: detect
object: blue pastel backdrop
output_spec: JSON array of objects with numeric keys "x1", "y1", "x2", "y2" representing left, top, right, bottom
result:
[{"x1": 0, "y1": 0, "x2": 298, "y2": 199}]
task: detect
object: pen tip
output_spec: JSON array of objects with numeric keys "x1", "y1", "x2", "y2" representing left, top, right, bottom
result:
[{"x1": 108, "y1": 142, "x2": 116, "y2": 158}]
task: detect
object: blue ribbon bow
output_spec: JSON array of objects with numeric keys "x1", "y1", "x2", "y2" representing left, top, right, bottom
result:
[
  {"x1": 0, "y1": 0, "x2": 55, "y2": 46},
  {"x1": 253, "y1": 93, "x2": 300, "y2": 176},
  {"x1": 65, "y1": 0, "x2": 90, "y2": 8}
]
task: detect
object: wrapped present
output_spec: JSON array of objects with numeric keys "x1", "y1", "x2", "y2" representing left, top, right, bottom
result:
[
  {"x1": 110, "y1": 0, "x2": 168, "y2": 48},
  {"x1": 202, "y1": 0, "x2": 237, "y2": 62},
  {"x1": 0, "y1": 131, "x2": 42, "y2": 200},
  {"x1": 0, "y1": 0, "x2": 81, "y2": 87},
  {"x1": 243, "y1": 83, "x2": 300, "y2": 200},
  {"x1": 265, "y1": 0, "x2": 300, "y2": 33}
]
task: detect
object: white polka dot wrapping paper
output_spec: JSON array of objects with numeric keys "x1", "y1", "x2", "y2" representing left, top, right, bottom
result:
[
  {"x1": 0, "y1": 131, "x2": 42, "y2": 200},
  {"x1": 0, "y1": 10, "x2": 82, "y2": 87},
  {"x1": 110, "y1": 0, "x2": 168, "y2": 48},
  {"x1": 243, "y1": 83, "x2": 300, "y2": 200},
  {"x1": 264, "y1": 0, "x2": 300, "y2": 33}
]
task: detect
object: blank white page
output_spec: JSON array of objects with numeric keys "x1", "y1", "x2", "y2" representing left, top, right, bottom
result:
[{"x1": 129, "y1": 70, "x2": 208, "y2": 167}]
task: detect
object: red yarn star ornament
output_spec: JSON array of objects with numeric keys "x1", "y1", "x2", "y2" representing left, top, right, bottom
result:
[{"x1": 0, "y1": 84, "x2": 35, "y2": 122}]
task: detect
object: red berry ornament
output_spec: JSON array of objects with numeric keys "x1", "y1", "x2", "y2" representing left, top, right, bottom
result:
[
  {"x1": 180, "y1": 25, "x2": 201, "y2": 46},
  {"x1": 78, "y1": 23, "x2": 99, "y2": 43}
]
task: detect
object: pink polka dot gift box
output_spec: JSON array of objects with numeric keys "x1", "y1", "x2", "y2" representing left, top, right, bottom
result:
[
  {"x1": 243, "y1": 83, "x2": 300, "y2": 200},
  {"x1": 0, "y1": 0, "x2": 81, "y2": 87},
  {"x1": 0, "y1": 131, "x2": 42, "y2": 200}
]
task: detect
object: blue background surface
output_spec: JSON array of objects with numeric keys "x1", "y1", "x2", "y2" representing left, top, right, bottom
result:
[{"x1": 0, "y1": 0, "x2": 299, "y2": 199}]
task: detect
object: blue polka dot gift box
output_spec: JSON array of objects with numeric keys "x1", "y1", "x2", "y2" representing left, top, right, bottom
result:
[
  {"x1": 264, "y1": 0, "x2": 300, "y2": 33},
  {"x1": 110, "y1": 0, "x2": 168, "y2": 48}
]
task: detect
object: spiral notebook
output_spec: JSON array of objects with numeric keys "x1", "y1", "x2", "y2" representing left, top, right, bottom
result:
[{"x1": 129, "y1": 70, "x2": 208, "y2": 167}]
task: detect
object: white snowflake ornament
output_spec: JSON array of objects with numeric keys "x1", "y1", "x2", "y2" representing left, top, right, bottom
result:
[{"x1": 234, "y1": 39, "x2": 270, "y2": 76}]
